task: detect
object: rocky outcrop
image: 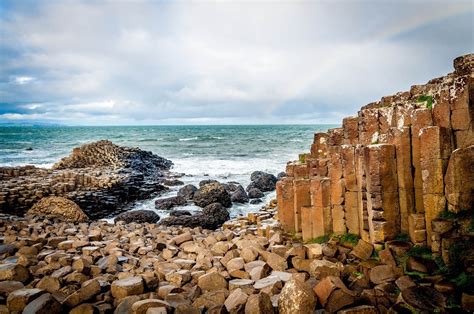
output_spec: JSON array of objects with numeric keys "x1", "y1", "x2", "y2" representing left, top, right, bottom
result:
[
  {"x1": 154, "y1": 196, "x2": 186, "y2": 210},
  {"x1": 276, "y1": 54, "x2": 474, "y2": 259},
  {"x1": 0, "y1": 140, "x2": 172, "y2": 219},
  {"x1": 247, "y1": 171, "x2": 278, "y2": 192},
  {"x1": 159, "y1": 202, "x2": 230, "y2": 230},
  {"x1": 26, "y1": 196, "x2": 89, "y2": 222},
  {"x1": 114, "y1": 210, "x2": 160, "y2": 224},
  {"x1": 193, "y1": 182, "x2": 232, "y2": 208}
]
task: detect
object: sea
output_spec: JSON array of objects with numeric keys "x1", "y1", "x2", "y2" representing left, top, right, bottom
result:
[{"x1": 0, "y1": 124, "x2": 337, "y2": 219}]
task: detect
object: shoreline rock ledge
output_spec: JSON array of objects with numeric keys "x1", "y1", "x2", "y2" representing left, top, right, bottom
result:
[{"x1": 0, "y1": 140, "x2": 173, "y2": 219}]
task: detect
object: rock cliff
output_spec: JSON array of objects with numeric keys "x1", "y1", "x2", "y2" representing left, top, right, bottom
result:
[
  {"x1": 0, "y1": 140, "x2": 172, "y2": 219},
  {"x1": 277, "y1": 54, "x2": 473, "y2": 263}
]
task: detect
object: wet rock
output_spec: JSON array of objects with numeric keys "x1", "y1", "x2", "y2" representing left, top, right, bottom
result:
[
  {"x1": 199, "y1": 179, "x2": 220, "y2": 187},
  {"x1": 114, "y1": 210, "x2": 160, "y2": 224},
  {"x1": 169, "y1": 210, "x2": 192, "y2": 217},
  {"x1": 161, "y1": 179, "x2": 184, "y2": 186},
  {"x1": 177, "y1": 184, "x2": 198, "y2": 200},
  {"x1": 248, "y1": 188, "x2": 264, "y2": 199},
  {"x1": 22, "y1": 293, "x2": 62, "y2": 314},
  {"x1": 278, "y1": 279, "x2": 316, "y2": 314},
  {"x1": 155, "y1": 196, "x2": 186, "y2": 210},
  {"x1": 27, "y1": 196, "x2": 89, "y2": 222},
  {"x1": 230, "y1": 185, "x2": 249, "y2": 203},
  {"x1": 277, "y1": 172, "x2": 286, "y2": 179},
  {"x1": 160, "y1": 203, "x2": 229, "y2": 230},
  {"x1": 247, "y1": 172, "x2": 278, "y2": 192},
  {"x1": 250, "y1": 199, "x2": 263, "y2": 204},
  {"x1": 111, "y1": 277, "x2": 144, "y2": 299},
  {"x1": 193, "y1": 182, "x2": 231, "y2": 208}
]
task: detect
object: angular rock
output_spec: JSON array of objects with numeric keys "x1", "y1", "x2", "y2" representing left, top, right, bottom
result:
[
  {"x1": 0, "y1": 263, "x2": 29, "y2": 282},
  {"x1": 115, "y1": 210, "x2": 160, "y2": 224},
  {"x1": 22, "y1": 293, "x2": 62, "y2": 314},
  {"x1": 111, "y1": 277, "x2": 144, "y2": 299},
  {"x1": 178, "y1": 184, "x2": 198, "y2": 200},
  {"x1": 224, "y1": 288, "x2": 248, "y2": 312},
  {"x1": 193, "y1": 182, "x2": 231, "y2": 208},
  {"x1": 155, "y1": 196, "x2": 186, "y2": 210},
  {"x1": 245, "y1": 292, "x2": 274, "y2": 314},
  {"x1": 198, "y1": 272, "x2": 228, "y2": 291},
  {"x1": 7, "y1": 288, "x2": 45, "y2": 312},
  {"x1": 278, "y1": 279, "x2": 316, "y2": 314},
  {"x1": 369, "y1": 265, "x2": 396, "y2": 284}
]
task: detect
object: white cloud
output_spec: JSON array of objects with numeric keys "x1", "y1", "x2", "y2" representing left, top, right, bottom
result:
[
  {"x1": 12, "y1": 76, "x2": 34, "y2": 85},
  {"x1": 0, "y1": 0, "x2": 472, "y2": 125}
]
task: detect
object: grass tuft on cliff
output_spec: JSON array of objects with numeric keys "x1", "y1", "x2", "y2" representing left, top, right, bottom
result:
[{"x1": 417, "y1": 95, "x2": 433, "y2": 109}]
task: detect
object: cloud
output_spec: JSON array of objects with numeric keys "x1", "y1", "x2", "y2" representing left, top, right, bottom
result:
[{"x1": 0, "y1": 0, "x2": 472, "y2": 125}]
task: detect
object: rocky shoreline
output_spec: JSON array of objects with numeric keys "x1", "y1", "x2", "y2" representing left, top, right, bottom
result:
[{"x1": 1, "y1": 201, "x2": 473, "y2": 313}]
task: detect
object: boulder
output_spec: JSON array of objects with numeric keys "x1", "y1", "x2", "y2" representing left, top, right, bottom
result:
[
  {"x1": 277, "y1": 172, "x2": 286, "y2": 179},
  {"x1": 0, "y1": 264, "x2": 30, "y2": 282},
  {"x1": 27, "y1": 196, "x2": 89, "y2": 222},
  {"x1": 230, "y1": 185, "x2": 249, "y2": 203},
  {"x1": 198, "y1": 272, "x2": 228, "y2": 291},
  {"x1": 64, "y1": 279, "x2": 101, "y2": 307},
  {"x1": 309, "y1": 260, "x2": 341, "y2": 279},
  {"x1": 160, "y1": 179, "x2": 184, "y2": 186},
  {"x1": 224, "y1": 288, "x2": 248, "y2": 312},
  {"x1": 160, "y1": 203, "x2": 229, "y2": 230},
  {"x1": 111, "y1": 277, "x2": 144, "y2": 299},
  {"x1": 245, "y1": 292, "x2": 274, "y2": 314},
  {"x1": 177, "y1": 184, "x2": 198, "y2": 200},
  {"x1": 401, "y1": 286, "x2": 446, "y2": 312},
  {"x1": 114, "y1": 210, "x2": 160, "y2": 224},
  {"x1": 23, "y1": 293, "x2": 62, "y2": 314},
  {"x1": 199, "y1": 179, "x2": 220, "y2": 187},
  {"x1": 247, "y1": 172, "x2": 278, "y2": 192},
  {"x1": 278, "y1": 279, "x2": 316, "y2": 314},
  {"x1": 0, "y1": 281, "x2": 24, "y2": 296},
  {"x1": 169, "y1": 210, "x2": 192, "y2": 217},
  {"x1": 154, "y1": 196, "x2": 186, "y2": 210},
  {"x1": 248, "y1": 188, "x2": 264, "y2": 199},
  {"x1": 193, "y1": 182, "x2": 232, "y2": 208},
  {"x1": 349, "y1": 240, "x2": 374, "y2": 260},
  {"x1": 250, "y1": 199, "x2": 263, "y2": 204},
  {"x1": 7, "y1": 288, "x2": 45, "y2": 312},
  {"x1": 131, "y1": 299, "x2": 170, "y2": 314},
  {"x1": 369, "y1": 265, "x2": 397, "y2": 284}
]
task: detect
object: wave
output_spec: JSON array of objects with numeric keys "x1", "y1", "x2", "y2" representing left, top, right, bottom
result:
[{"x1": 179, "y1": 137, "x2": 198, "y2": 142}]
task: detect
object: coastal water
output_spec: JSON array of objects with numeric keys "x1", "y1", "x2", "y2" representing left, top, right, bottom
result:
[{"x1": 0, "y1": 125, "x2": 337, "y2": 218}]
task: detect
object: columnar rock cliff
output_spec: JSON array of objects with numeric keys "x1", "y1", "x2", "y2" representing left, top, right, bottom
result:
[
  {"x1": 277, "y1": 54, "x2": 473, "y2": 256},
  {"x1": 0, "y1": 141, "x2": 172, "y2": 219}
]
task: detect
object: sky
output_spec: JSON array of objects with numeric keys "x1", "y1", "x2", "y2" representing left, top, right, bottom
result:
[{"x1": 0, "y1": 0, "x2": 472, "y2": 125}]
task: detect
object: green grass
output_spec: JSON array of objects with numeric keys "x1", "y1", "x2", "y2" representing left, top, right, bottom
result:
[
  {"x1": 298, "y1": 154, "x2": 306, "y2": 164},
  {"x1": 394, "y1": 233, "x2": 410, "y2": 241},
  {"x1": 352, "y1": 271, "x2": 364, "y2": 277},
  {"x1": 307, "y1": 235, "x2": 329, "y2": 244},
  {"x1": 407, "y1": 245, "x2": 432, "y2": 260},
  {"x1": 339, "y1": 233, "x2": 360, "y2": 245},
  {"x1": 417, "y1": 95, "x2": 433, "y2": 109}
]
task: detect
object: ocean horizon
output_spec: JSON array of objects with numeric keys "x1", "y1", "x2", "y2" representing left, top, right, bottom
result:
[{"x1": 0, "y1": 124, "x2": 338, "y2": 218}]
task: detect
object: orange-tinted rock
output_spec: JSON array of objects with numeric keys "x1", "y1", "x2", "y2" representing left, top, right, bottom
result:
[{"x1": 444, "y1": 145, "x2": 474, "y2": 213}]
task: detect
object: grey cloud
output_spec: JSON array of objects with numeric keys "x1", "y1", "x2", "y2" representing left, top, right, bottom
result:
[{"x1": 0, "y1": 0, "x2": 472, "y2": 125}]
